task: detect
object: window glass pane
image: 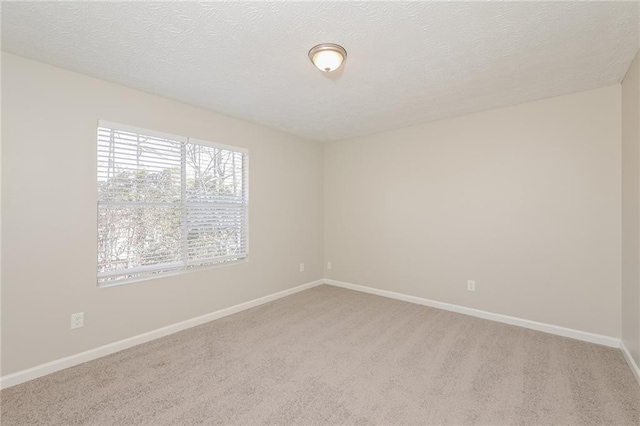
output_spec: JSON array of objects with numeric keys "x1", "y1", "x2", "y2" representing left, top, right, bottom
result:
[
  {"x1": 98, "y1": 128, "x2": 181, "y2": 203},
  {"x1": 186, "y1": 205, "x2": 246, "y2": 266},
  {"x1": 185, "y1": 144, "x2": 245, "y2": 203},
  {"x1": 98, "y1": 205, "x2": 182, "y2": 276}
]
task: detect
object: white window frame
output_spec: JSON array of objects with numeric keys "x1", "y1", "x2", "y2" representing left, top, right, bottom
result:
[{"x1": 97, "y1": 120, "x2": 249, "y2": 287}]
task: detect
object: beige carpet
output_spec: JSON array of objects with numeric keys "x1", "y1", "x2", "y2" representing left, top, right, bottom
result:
[{"x1": 1, "y1": 285, "x2": 639, "y2": 425}]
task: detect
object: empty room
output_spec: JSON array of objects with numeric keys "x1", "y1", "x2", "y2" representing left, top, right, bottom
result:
[{"x1": 1, "y1": 1, "x2": 640, "y2": 425}]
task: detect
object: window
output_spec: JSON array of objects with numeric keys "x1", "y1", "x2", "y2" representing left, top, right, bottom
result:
[{"x1": 97, "y1": 121, "x2": 248, "y2": 285}]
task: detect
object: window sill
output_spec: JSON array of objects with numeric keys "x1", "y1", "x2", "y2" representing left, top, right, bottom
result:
[{"x1": 97, "y1": 257, "x2": 249, "y2": 289}]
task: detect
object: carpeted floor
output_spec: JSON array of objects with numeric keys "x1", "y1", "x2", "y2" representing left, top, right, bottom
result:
[{"x1": 1, "y1": 285, "x2": 639, "y2": 425}]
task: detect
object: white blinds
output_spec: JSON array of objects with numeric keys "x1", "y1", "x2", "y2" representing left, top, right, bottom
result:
[
  {"x1": 185, "y1": 141, "x2": 248, "y2": 267},
  {"x1": 97, "y1": 121, "x2": 248, "y2": 285}
]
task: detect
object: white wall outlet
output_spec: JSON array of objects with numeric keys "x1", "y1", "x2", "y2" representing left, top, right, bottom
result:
[
  {"x1": 71, "y1": 312, "x2": 84, "y2": 329},
  {"x1": 327, "y1": 261, "x2": 332, "y2": 270},
  {"x1": 467, "y1": 280, "x2": 476, "y2": 292},
  {"x1": 299, "y1": 263, "x2": 305, "y2": 272}
]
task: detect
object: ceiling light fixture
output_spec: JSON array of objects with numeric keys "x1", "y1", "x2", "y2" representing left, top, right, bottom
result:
[{"x1": 308, "y1": 43, "x2": 347, "y2": 73}]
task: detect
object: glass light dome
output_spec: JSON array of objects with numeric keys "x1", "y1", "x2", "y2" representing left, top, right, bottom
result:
[{"x1": 308, "y1": 43, "x2": 347, "y2": 73}]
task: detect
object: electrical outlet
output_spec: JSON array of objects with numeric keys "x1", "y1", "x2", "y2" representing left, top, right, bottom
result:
[
  {"x1": 299, "y1": 263, "x2": 305, "y2": 272},
  {"x1": 467, "y1": 280, "x2": 476, "y2": 292},
  {"x1": 71, "y1": 312, "x2": 84, "y2": 329},
  {"x1": 327, "y1": 261, "x2": 332, "y2": 270}
]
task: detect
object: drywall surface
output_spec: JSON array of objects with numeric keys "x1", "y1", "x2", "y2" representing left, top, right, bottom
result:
[
  {"x1": 1, "y1": 53, "x2": 324, "y2": 375},
  {"x1": 324, "y1": 85, "x2": 622, "y2": 338},
  {"x1": 622, "y1": 50, "x2": 640, "y2": 367}
]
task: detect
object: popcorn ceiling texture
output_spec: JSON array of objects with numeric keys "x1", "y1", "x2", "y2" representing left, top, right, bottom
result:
[{"x1": 2, "y1": 1, "x2": 639, "y2": 142}]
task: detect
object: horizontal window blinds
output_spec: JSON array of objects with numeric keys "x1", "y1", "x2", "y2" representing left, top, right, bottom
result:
[{"x1": 97, "y1": 122, "x2": 248, "y2": 285}]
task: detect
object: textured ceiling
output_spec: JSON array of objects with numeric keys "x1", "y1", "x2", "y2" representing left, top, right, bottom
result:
[{"x1": 2, "y1": 1, "x2": 639, "y2": 142}]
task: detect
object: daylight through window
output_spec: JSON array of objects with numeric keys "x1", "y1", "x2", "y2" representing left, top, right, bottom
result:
[{"x1": 97, "y1": 121, "x2": 248, "y2": 285}]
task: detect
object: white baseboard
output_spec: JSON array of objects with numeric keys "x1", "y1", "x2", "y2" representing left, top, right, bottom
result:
[
  {"x1": 621, "y1": 341, "x2": 640, "y2": 386},
  {"x1": 324, "y1": 279, "x2": 620, "y2": 348},
  {"x1": 0, "y1": 278, "x2": 628, "y2": 390},
  {"x1": 0, "y1": 279, "x2": 324, "y2": 390}
]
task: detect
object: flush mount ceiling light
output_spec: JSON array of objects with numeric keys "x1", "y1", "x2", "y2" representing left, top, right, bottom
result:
[{"x1": 308, "y1": 43, "x2": 347, "y2": 73}]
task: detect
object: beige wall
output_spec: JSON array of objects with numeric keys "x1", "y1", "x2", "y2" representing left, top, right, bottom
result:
[
  {"x1": 325, "y1": 85, "x2": 622, "y2": 338},
  {"x1": 622, "y1": 50, "x2": 640, "y2": 367},
  {"x1": 1, "y1": 53, "x2": 324, "y2": 375},
  {"x1": 1, "y1": 51, "x2": 633, "y2": 377}
]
